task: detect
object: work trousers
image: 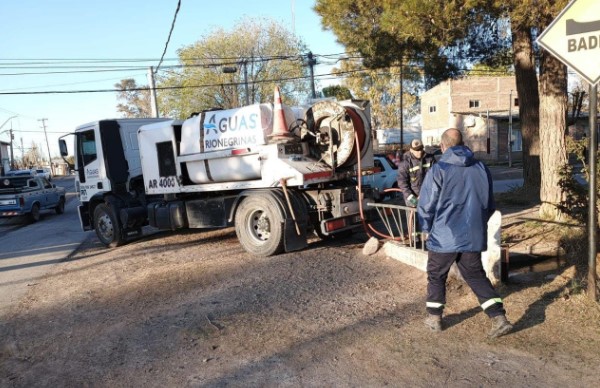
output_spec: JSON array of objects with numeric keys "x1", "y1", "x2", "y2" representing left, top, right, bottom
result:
[{"x1": 426, "y1": 251, "x2": 505, "y2": 318}]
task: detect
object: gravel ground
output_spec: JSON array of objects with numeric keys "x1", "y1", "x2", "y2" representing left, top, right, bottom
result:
[{"x1": 1, "y1": 206, "x2": 600, "y2": 387}]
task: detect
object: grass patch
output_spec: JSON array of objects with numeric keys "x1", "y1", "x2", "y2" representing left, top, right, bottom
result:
[{"x1": 522, "y1": 220, "x2": 542, "y2": 229}]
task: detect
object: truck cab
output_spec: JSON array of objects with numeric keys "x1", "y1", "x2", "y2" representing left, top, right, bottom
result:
[{"x1": 60, "y1": 118, "x2": 170, "y2": 234}]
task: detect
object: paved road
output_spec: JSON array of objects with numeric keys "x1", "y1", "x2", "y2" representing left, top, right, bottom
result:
[
  {"x1": 488, "y1": 165, "x2": 587, "y2": 193},
  {"x1": 0, "y1": 177, "x2": 89, "y2": 316}
]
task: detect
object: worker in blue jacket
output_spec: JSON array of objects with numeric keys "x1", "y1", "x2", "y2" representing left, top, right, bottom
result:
[{"x1": 417, "y1": 128, "x2": 513, "y2": 338}]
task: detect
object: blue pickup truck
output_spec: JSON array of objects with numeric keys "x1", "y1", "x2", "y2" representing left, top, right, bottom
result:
[{"x1": 0, "y1": 175, "x2": 66, "y2": 222}]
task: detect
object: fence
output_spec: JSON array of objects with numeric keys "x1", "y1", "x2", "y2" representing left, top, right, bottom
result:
[
  {"x1": 366, "y1": 201, "x2": 426, "y2": 250},
  {"x1": 367, "y1": 199, "x2": 504, "y2": 284}
]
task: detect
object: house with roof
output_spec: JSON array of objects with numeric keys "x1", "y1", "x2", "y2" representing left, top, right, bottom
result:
[{"x1": 420, "y1": 76, "x2": 521, "y2": 163}]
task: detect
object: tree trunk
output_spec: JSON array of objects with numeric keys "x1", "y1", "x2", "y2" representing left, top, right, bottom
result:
[
  {"x1": 512, "y1": 27, "x2": 541, "y2": 198},
  {"x1": 538, "y1": 52, "x2": 568, "y2": 220}
]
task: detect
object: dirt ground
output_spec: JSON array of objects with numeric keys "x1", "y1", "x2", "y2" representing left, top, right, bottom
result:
[{"x1": 1, "y1": 203, "x2": 600, "y2": 387}]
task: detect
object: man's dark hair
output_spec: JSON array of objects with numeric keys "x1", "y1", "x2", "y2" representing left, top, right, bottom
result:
[{"x1": 441, "y1": 128, "x2": 463, "y2": 148}]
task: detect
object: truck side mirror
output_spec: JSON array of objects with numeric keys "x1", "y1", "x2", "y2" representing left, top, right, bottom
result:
[
  {"x1": 59, "y1": 139, "x2": 68, "y2": 156},
  {"x1": 59, "y1": 138, "x2": 75, "y2": 170}
]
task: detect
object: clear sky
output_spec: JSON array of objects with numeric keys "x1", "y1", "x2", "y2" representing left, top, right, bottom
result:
[{"x1": 0, "y1": 0, "x2": 344, "y2": 162}]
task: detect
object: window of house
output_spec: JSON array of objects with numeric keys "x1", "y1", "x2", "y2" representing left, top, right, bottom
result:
[
  {"x1": 514, "y1": 98, "x2": 519, "y2": 107},
  {"x1": 429, "y1": 106, "x2": 436, "y2": 113},
  {"x1": 469, "y1": 100, "x2": 480, "y2": 108}
]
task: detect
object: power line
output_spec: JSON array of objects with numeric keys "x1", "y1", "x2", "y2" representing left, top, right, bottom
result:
[
  {"x1": 0, "y1": 54, "x2": 304, "y2": 65},
  {"x1": 10, "y1": 130, "x2": 71, "y2": 134},
  {"x1": 0, "y1": 51, "x2": 527, "y2": 96},
  {"x1": 0, "y1": 67, "x2": 150, "y2": 76},
  {"x1": 155, "y1": 0, "x2": 181, "y2": 73},
  {"x1": 0, "y1": 63, "x2": 521, "y2": 96},
  {"x1": 0, "y1": 58, "x2": 181, "y2": 65},
  {"x1": 0, "y1": 69, "x2": 361, "y2": 95},
  {"x1": 0, "y1": 73, "x2": 147, "y2": 93},
  {"x1": 0, "y1": 51, "x2": 520, "y2": 73},
  {"x1": 0, "y1": 56, "x2": 303, "y2": 77}
]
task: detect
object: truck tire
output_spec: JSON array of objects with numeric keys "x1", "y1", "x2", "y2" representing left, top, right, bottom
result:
[
  {"x1": 94, "y1": 203, "x2": 125, "y2": 247},
  {"x1": 29, "y1": 203, "x2": 41, "y2": 223},
  {"x1": 55, "y1": 197, "x2": 65, "y2": 214},
  {"x1": 235, "y1": 194, "x2": 284, "y2": 257}
]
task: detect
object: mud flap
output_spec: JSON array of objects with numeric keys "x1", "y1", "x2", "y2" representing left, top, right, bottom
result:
[{"x1": 283, "y1": 218, "x2": 308, "y2": 252}]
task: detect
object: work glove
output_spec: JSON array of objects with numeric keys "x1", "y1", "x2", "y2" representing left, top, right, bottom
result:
[{"x1": 407, "y1": 194, "x2": 418, "y2": 207}]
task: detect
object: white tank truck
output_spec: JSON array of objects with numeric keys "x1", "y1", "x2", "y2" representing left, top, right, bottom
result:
[{"x1": 59, "y1": 88, "x2": 375, "y2": 256}]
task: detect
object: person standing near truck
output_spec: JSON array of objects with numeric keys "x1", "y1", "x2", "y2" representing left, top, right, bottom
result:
[
  {"x1": 417, "y1": 128, "x2": 513, "y2": 338},
  {"x1": 397, "y1": 139, "x2": 436, "y2": 207},
  {"x1": 397, "y1": 139, "x2": 435, "y2": 243}
]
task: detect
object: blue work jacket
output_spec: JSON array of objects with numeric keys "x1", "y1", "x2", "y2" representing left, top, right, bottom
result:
[{"x1": 417, "y1": 145, "x2": 495, "y2": 253}]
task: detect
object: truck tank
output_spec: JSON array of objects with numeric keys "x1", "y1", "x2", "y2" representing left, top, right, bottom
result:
[{"x1": 178, "y1": 99, "x2": 371, "y2": 184}]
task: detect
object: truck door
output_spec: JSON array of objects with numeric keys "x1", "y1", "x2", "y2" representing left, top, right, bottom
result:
[
  {"x1": 42, "y1": 177, "x2": 58, "y2": 206},
  {"x1": 77, "y1": 129, "x2": 96, "y2": 183},
  {"x1": 76, "y1": 128, "x2": 101, "y2": 202}
]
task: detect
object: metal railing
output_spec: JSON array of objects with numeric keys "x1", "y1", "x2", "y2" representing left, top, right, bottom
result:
[{"x1": 366, "y1": 201, "x2": 426, "y2": 250}]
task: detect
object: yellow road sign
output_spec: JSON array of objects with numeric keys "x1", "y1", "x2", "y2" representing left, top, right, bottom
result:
[{"x1": 537, "y1": 0, "x2": 600, "y2": 85}]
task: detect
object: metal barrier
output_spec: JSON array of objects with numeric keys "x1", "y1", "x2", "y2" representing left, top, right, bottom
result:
[
  {"x1": 366, "y1": 201, "x2": 426, "y2": 250},
  {"x1": 367, "y1": 203, "x2": 505, "y2": 284}
]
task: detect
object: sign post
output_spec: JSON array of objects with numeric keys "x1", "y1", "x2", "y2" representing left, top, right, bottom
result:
[
  {"x1": 538, "y1": 0, "x2": 600, "y2": 301},
  {"x1": 588, "y1": 86, "x2": 598, "y2": 301}
]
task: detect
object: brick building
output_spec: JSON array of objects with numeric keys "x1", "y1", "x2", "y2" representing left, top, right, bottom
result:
[{"x1": 420, "y1": 76, "x2": 521, "y2": 162}]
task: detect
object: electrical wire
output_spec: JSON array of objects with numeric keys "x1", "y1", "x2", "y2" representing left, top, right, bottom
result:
[
  {"x1": 0, "y1": 67, "x2": 374, "y2": 95},
  {"x1": 0, "y1": 50, "x2": 530, "y2": 95},
  {"x1": 0, "y1": 73, "x2": 147, "y2": 93},
  {"x1": 155, "y1": 0, "x2": 181, "y2": 73}
]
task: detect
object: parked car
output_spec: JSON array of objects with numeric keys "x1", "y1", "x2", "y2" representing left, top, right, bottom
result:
[
  {"x1": 0, "y1": 175, "x2": 66, "y2": 222},
  {"x1": 361, "y1": 154, "x2": 399, "y2": 201},
  {"x1": 35, "y1": 168, "x2": 52, "y2": 180},
  {"x1": 5, "y1": 169, "x2": 37, "y2": 177}
]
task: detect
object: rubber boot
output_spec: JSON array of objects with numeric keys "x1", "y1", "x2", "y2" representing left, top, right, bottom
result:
[
  {"x1": 424, "y1": 314, "x2": 442, "y2": 332},
  {"x1": 488, "y1": 315, "x2": 513, "y2": 338}
]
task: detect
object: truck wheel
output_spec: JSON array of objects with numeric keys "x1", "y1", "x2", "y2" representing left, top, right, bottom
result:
[
  {"x1": 55, "y1": 197, "x2": 65, "y2": 214},
  {"x1": 29, "y1": 203, "x2": 41, "y2": 223},
  {"x1": 235, "y1": 194, "x2": 284, "y2": 256},
  {"x1": 94, "y1": 203, "x2": 125, "y2": 247}
]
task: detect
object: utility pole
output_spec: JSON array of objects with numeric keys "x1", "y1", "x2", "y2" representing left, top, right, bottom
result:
[
  {"x1": 148, "y1": 67, "x2": 159, "y2": 117},
  {"x1": 508, "y1": 90, "x2": 513, "y2": 167},
  {"x1": 222, "y1": 65, "x2": 239, "y2": 107},
  {"x1": 242, "y1": 60, "x2": 250, "y2": 105},
  {"x1": 399, "y1": 58, "x2": 404, "y2": 148},
  {"x1": 38, "y1": 118, "x2": 53, "y2": 175},
  {"x1": 588, "y1": 83, "x2": 598, "y2": 301},
  {"x1": 0, "y1": 115, "x2": 17, "y2": 169},
  {"x1": 307, "y1": 52, "x2": 317, "y2": 99},
  {"x1": 9, "y1": 126, "x2": 15, "y2": 169}
]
